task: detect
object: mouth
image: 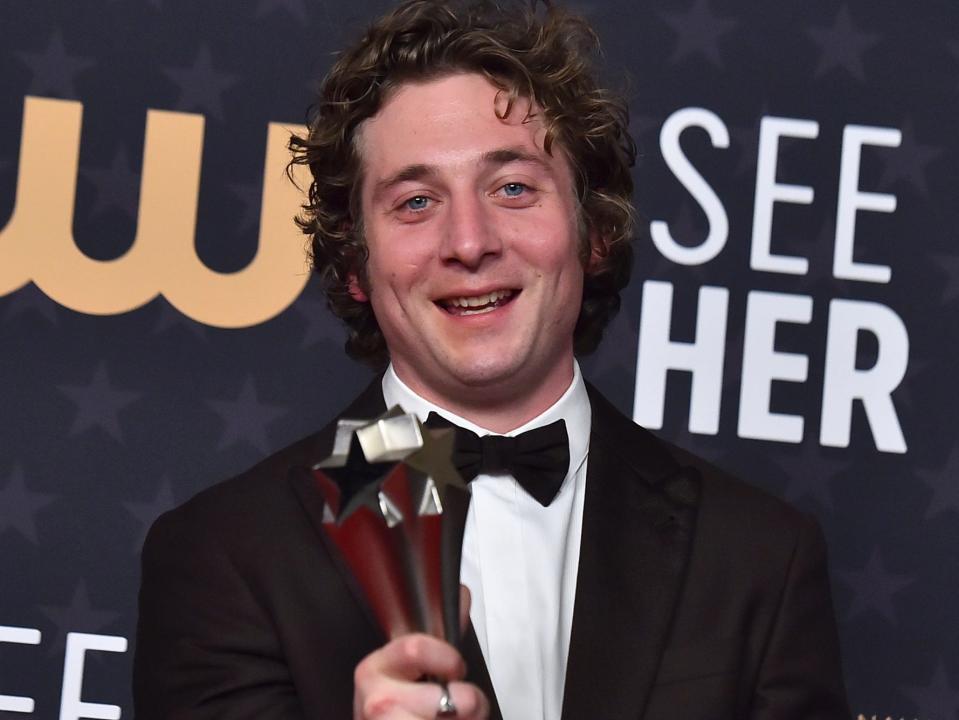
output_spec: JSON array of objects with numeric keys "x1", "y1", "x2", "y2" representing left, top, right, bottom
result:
[{"x1": 436, "y1": 289, "x2": 519, "y2": 316}]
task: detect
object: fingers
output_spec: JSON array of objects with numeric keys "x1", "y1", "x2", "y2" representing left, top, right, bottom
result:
[
  {"x1": 354, "y1": 634, "x2": 489, "y2": 719},
  {"x1": 358, "y1": 633, "x2": 466, "y2": 683},
  {"x1": 357, "y1": 680, "x2": 488, "y2": 720}
]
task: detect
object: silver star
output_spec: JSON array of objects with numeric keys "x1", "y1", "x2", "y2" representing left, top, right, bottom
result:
[
  {"x1": 405, "y1": 426, "x2": 467, "y2": 504},
  {"x1": 316, "y1": 423, "x2": 400, "y2": 522}
]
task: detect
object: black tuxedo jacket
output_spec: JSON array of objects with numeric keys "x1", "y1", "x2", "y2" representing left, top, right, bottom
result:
[{"x1": 133, "y1": 379, "x2": 850, "y2": 719}]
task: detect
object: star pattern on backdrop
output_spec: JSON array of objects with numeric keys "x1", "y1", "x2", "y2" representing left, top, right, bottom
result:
[
  {"x1": 837, "y1": 548, "x2": 914, "y2": 625},
  {"x1": 949, "y1": 40, "x2": 959, "y2": 90},
  {"x1": 162, "y1": 46, "x2": 240, "y2": 123},
  {"x1": 57, "y1": 363, "x2": 141, "y2": 442},
  {"x1": 256, "y1": 0, "x2": 309, "y2": 22},
  {"x1": 294, "y1": 295, "x2": 342, "y2": 349},
  {"x1": 900, "y1": 661, "x2": 959, "y2": 720},
  {"x1": 229, "y1": 181, "x2": 263, "y2": 235},
  {"x1": 0, "y1": 465, "x2": 57, "y2": 544},
  {"x1": 729, "y1": 122, "x2": 760, "y2": 179},
  {"x1": 580, "y1": 299, "x2": 638, "y2": 388},
  {"x1": 917, "y1": 447, "x2": 959, "y2": 520},
  {"x1": 0, "y1": 2, "x2": 955, "y2": 713},
  {"x1": 629, "y1": 113, "x2": 662, "y2": 142},
  {"x1": 932, "y1": 252, "x2": 959, "y2": 305},
  {"x1": 728, "y1": 104, "x2": 778, "y2": 178},
  {"x1": 123, "y1": 477, "x2": 177, "y2": 553},
  {"x1": 778, "y1": 443, "x2": 849, "y2": 513},
  {"x1": 2, "y1": 283, "x2": 59, "y2": 325},
  {"x1": 877, "y1": 118, "x2": 942, "y2": 198},
  {"x1": 805, "y1": 5, "x2": 880, "y2": 82},
  {"x1": 15, "y1": 29, "x2": 95, "y2": 99},
  {"x1": 152, "y1": 300, "x2": 208, "y2": 341},
  {"x1": 207, "y1": 375, "x2": 288, "y2": 454},
  {"x1": 800, "y1": 221, "x2": 865, "y2": 300},
  {"x1": 661, "y1": 0, "x2": 739, "y2": 69},
  {"x1": 80, "y1": 147, "x2": 140, "y2": 220},
  {"x1": 646, "y1": 204, "x2": 717, "y2": 281},
  {"x1": 38, "y1": 581, "x2": 120, "y2": 657}
]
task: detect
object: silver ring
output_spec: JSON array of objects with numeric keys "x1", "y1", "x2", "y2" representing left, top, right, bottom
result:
[{"x1": 436, "y1": 682, "x2": 457, "y2": 717}]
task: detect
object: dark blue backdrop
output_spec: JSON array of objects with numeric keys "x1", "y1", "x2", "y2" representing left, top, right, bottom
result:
[{"x1": 1, "y1": 1, "x2": 957, "y2": 718}]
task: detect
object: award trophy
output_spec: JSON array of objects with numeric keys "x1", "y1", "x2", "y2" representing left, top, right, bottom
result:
[{"x1": 309, "y1": 409, "x2": 470, "y2": 645}]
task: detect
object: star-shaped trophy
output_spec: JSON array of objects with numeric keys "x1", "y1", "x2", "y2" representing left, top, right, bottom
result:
[{"x1": 312, "y1": 408, "x2": 470, "y2": 643}]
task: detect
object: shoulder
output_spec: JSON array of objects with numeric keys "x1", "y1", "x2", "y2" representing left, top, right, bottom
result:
[
  {"x1": 586, "y1": 381, "x2": 819, "y2": 549},
  {"x1": 148, "y1": 376, "x2": 387, "y2": 547},
  {"x1": 141, "y1": 429, "x2": 331, "y2": 575}
]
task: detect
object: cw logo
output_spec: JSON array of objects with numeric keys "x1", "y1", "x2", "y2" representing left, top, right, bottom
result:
[{"x1": 0, "y1": 96, "x2": 311, "y2": 327}]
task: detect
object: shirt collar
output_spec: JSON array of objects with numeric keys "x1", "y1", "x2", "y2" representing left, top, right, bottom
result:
[{"x1": 381, "y1": 361, "x2": 591, "y2": 477}]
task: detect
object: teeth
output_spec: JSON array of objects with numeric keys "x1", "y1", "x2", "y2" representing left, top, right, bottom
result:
[{"x1": 446, "y1": 289, "x2": 513, "y2": 308}]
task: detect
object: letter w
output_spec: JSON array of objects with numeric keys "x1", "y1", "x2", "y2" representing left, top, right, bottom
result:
[{"x1": 0, "y1": 96, "x2": 309, "y2": 327}]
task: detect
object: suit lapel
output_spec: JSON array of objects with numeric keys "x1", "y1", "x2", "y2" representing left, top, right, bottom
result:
[
  {"x1": 561, "y1": 386, "x2": 701, "y2": 720},
  {"x1": 288, "y1": 377, "x2": 502, "y2": 717}
]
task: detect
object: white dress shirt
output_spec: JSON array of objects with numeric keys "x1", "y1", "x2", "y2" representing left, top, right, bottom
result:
[{"x1": 382, "y1": 363, "x2": 591, "y2": 720}]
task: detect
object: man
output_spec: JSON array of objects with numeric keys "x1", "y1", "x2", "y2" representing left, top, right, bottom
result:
[{"x1": 134, "y1": 2, "x2": 851, "y2": 719}]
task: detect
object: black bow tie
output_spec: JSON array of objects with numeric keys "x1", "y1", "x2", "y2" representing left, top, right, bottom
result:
[{"x1": 425, "y1": 413, "x2": 570, "y2": 507}]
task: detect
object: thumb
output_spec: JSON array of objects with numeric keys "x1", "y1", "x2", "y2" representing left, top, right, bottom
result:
[{"x1": 459, "y1": 584, "x2": 472, "y2": 634}]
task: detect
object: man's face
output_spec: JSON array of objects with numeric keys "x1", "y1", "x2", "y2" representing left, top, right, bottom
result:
[{"x1": 356, "y1": 72, "x2": 588, "y2": 412}]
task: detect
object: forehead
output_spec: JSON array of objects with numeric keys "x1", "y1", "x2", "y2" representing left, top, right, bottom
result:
[{"x1": 355, "y1": 73, "x2": 566, "y2": 185}]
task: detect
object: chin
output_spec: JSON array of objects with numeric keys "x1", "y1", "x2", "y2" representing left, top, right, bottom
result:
[{"x1": 444, "y1": 354, "x2": 526, "y2": 389}]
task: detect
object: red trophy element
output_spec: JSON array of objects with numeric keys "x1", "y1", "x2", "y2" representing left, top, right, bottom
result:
[{"x1": 312, "y1": 409, "x2": 469, "y2": 643}]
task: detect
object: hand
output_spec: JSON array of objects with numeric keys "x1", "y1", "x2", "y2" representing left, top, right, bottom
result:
[{"x1": 352, "y1": 586, "x2": 489, "y2": 719}]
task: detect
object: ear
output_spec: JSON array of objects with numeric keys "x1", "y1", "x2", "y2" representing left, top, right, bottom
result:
[
  {"x1": 347, "y1": 273, "x2": 369, "y2": 302},
  {"x1": 584, "y1": 229, "x2": 607, "y2": 274}
]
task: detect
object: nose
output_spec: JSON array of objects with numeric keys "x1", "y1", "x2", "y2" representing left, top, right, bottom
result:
[{"x1": 439, "y1": 193, "x2": 502, "y2": 269}]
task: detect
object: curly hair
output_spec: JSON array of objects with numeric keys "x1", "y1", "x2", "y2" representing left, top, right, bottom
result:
[{"x1": 289, "y1": 0, "x2": 636, "y2": 367}]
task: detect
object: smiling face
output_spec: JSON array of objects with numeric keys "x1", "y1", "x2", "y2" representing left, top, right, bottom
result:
[{"x1": 355, "y1": 73, "x2": 589, "y2": 428}]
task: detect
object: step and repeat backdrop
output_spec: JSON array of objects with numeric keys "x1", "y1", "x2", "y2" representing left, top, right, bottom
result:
[{"x1": 1, "y1": 0, "x2": 957, "y2": 717}]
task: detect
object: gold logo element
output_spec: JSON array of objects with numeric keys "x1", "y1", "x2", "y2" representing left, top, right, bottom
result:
[{"x1": 0, "y1": 96, "x2": 311, "y2": 327}]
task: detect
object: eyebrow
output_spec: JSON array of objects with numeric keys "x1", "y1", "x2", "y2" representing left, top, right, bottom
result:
[{"x1": 370, "y1": 146, "x2": 551, "y2": 203}]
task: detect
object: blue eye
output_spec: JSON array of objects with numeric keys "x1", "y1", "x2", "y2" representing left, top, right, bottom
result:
[
  {"x1": 502, "y1": 183, "x2": 526, "y2": 197},
  {"x1": 405, "y1": 196, "x2": 429, "y2": 211}
]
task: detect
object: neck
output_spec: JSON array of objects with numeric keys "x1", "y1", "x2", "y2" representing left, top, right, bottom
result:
[{"x1": 393, "y1": 360, "x2": 576, "y2": 434}]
